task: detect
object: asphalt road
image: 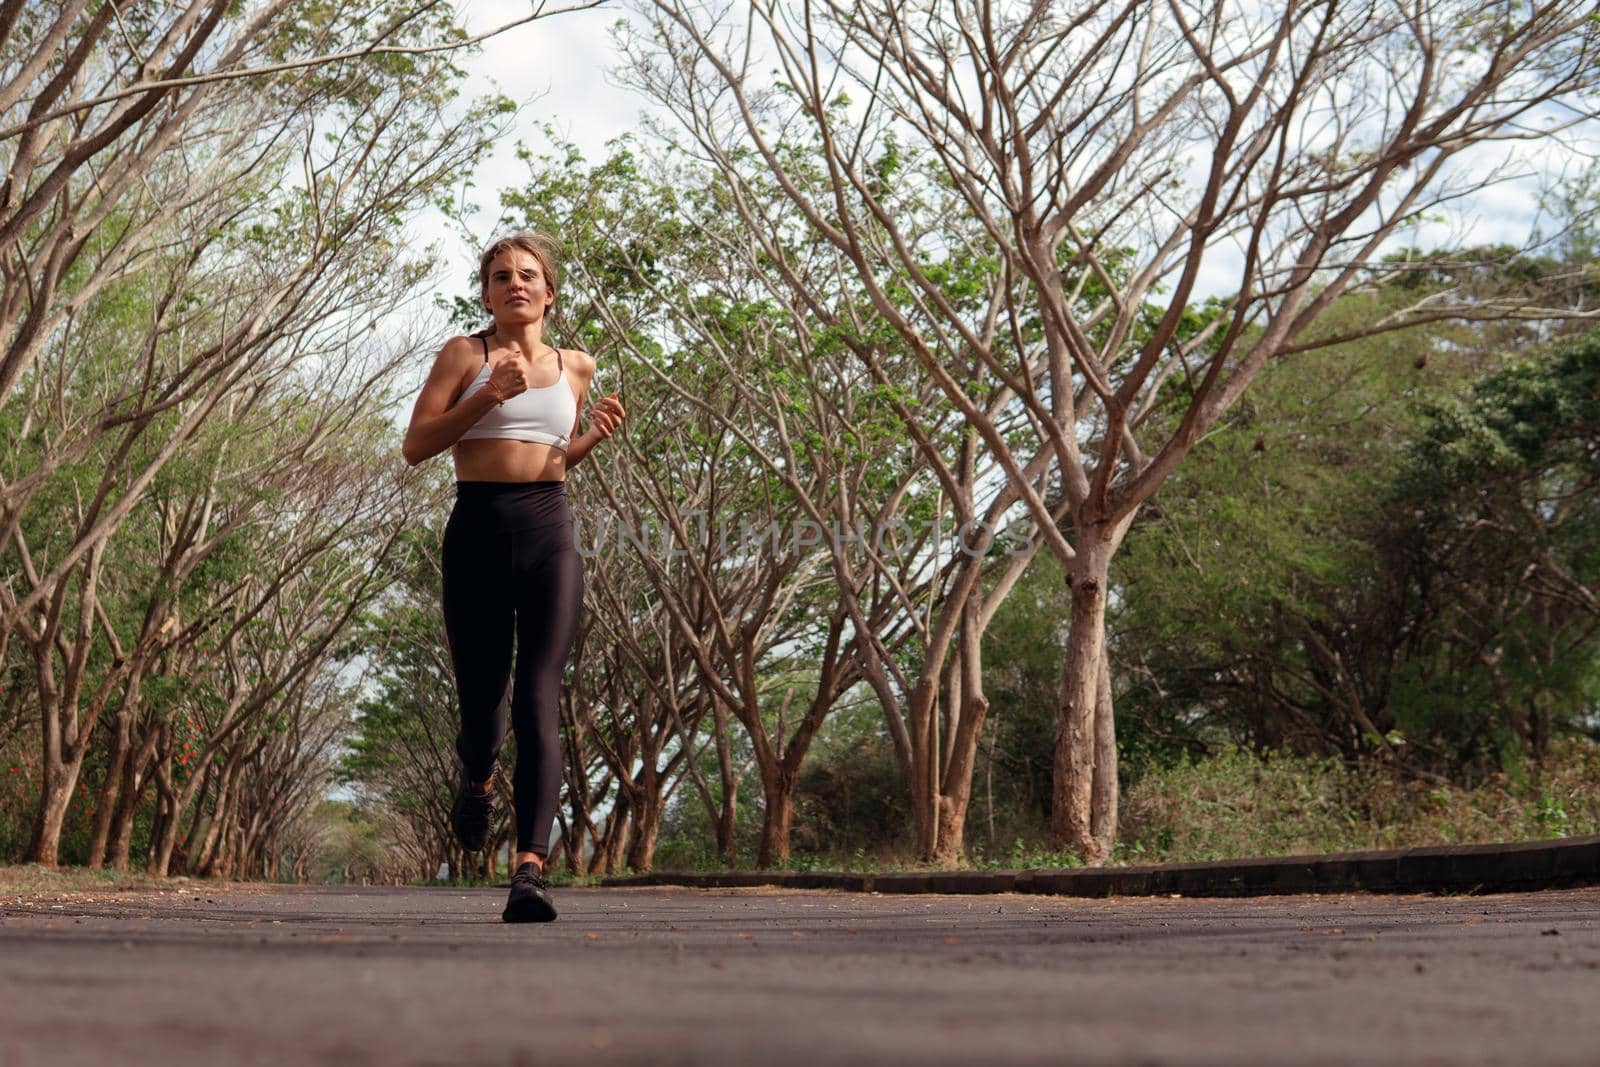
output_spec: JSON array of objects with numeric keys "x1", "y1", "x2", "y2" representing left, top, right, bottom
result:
[{"x1": 2, "y1": 884, "x2": 1597, "y2": 1066}]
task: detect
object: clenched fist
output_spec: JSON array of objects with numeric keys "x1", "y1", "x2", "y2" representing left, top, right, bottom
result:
[
  {"x1": 486, "y1": 346, "x2": 529, "y2": 403},
  {"x1": 589, "y1": 393, "x2": 626, "y2": 437}
]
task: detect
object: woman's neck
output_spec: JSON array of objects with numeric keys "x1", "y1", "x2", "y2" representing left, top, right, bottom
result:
[{"x1": 491, "y1": 320, "x2": 548, "y2": 359}]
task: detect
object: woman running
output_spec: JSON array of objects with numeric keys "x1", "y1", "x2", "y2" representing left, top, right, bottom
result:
[{"x1": 402, "y1": 233, "x2": 625, "y2": 922}]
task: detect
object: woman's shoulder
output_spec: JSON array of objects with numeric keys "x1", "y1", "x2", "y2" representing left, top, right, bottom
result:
[
  {"x1": 420, "y1": 335, "x2": 487, "y2": 395},
  {"x1": 561, "y1": 348, "x2": 597, "y2": 379},
  {"x1": 432, "y1": 333, "x2": 489, "y2": 371},
  {"x1": 439, "y1": 333, "x2": 488, "y2": 359}
]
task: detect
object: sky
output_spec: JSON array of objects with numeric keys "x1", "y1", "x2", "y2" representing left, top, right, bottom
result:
[
  {"x1": 425, "y1": 1, "x2": 1595, "y2": 325},
  {"x1": 416, "y1": 1, "x2": 650, "y2": 269}
]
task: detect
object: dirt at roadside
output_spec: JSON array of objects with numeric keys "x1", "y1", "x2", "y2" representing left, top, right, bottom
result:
[{"x1": 0, "y1": 863, "x2": 265, "y2": 901}]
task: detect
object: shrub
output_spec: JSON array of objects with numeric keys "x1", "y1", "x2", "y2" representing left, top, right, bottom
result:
[{"x1": 1117, "y1": 738, "x2": 1600, "y2": 864}]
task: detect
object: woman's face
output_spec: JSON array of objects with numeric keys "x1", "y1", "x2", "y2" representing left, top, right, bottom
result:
[{"x1": 483, "y1": 248, "x2": 555, "y2": 324}]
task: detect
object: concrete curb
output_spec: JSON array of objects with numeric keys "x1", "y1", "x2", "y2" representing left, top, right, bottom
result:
[{"x1": 600, "y1": 833, "x2": 1600, "y2": 897}]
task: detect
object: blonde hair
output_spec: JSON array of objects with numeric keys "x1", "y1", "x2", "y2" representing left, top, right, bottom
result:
[{"x1": 478, "y1": 232, "x2": 561, "y2": 314}]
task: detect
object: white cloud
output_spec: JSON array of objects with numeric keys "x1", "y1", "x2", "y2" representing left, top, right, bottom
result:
[
  {"x1": 405, "y1": 3, "x2": 655, "y2": 279},
  {"x1": 467, "y1": 1, "x2": 647, "y2": 152}
]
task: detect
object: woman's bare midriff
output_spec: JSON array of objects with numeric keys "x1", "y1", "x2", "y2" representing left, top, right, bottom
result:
[{"x1": 451, "y1": 438, "x2": 567, "y2": 483}]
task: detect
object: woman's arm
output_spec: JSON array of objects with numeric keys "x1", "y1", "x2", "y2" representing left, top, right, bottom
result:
[
  {"x1": 563, "y1": 351, "x2": 626, "y2": 469},
  {"x1": 402, "y1": 337, "x2": 505, "y2": 466}
]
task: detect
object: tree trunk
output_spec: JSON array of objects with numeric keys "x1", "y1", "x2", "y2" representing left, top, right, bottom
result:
[
  {"x1": 224, "y1": 822, "x2": 245, "y2": 880},
  {"x1": 86, "y1": 697, "x2": 136, "y2": 868},
  {"x1": 107, "y1": 728, "x2": 160, "y2": 870},
  {"x1": 147, "y1": 765, "x2": 178, "y2": 874},
  {"x1": 756, "y1": 775, "x2": 794, "y2": 868},
  {"x1": 556, "y1": 813, "x2": 586, "y2": 877},
  {"x1": 1090, "y1": 644, "x2": 1118, "y2": 860},
  {"x1": 1052, "y1": 543, "x2": 1114, "y2": 865},
  {"x1": 196, "y1": 760, "x2": 238, "y2": 876},
  {"x1": 626, "y1": 798, "x2": 662, "y2": 873},
  {"x1": 148, "y1": 726, "x2": 197, "y2": 876},
  {"x1": 25, "y1": 643, "x2": 74, "y2": 865},
  {"x1": 546, "y1": 828, "x2": 567, "y2": 876},
  {"x1": 21, "y1": 532, "x2": 132, "y2": 867},
  {"x1": 593, "y1": 789, "x2": 631, "y2": 876},
  {"x1": 931, "y1": 607, "x2": 991, "y2": 865},
  {"x1": 712, "y1": 700, "x2": 739, "y2": 865},
  {"x1": 485, "y1": 829, "x2": 501, "y2": 882},
  {"x1": 934, "y1": 710, "x2": 992, "y2": 870},
  {"x1": 717, "y1": 776, "x2": 739, "y2": 866},
  {"x1": 599, "y1": 818, "x2": 629, "y2": 876},
  {"x1": 932, "y1": 788, "x2": 971, "y2": 866},
  {"x1": 177, "y1": 763, "x2": 214, "y2": 874},
  {"x1": 560, "y1": 809, "x2": 586, "y2": 877},
  {"x1": 906, "y1": 676, "x2": 939, "y2": 858},
  {"x1": 26, "y1": 764, "x2": 74, "y2": 866}
]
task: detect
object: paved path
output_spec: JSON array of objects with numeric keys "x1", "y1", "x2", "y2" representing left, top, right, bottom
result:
[{"x1": 2, "y1": 884, "x2": 1598, "y2": 1066}]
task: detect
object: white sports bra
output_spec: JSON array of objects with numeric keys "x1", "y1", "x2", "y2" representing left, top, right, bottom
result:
[{"x1": 455, "y1": 334, "x2": 577, "y2": 450}]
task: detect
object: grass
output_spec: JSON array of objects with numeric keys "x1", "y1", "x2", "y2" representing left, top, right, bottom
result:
[
  {"x1": 1113, "y1": 738, "x2": 1600, "y2": 865},
  {"x1": 632, "y1": 738, "x2": 1600, "y2": 876}
]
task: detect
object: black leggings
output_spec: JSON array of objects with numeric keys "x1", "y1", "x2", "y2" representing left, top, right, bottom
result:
[{"x1": 442, "y1": 480, "x2": 582, "y2": 855}]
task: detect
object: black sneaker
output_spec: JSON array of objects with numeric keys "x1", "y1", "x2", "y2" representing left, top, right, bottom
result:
[
  {"x1": 450, "y1": 767, "x2": 495, "y2": 853},
  {"x1": 502, "y1": 862, "x2": 557, "y2": 923}
]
